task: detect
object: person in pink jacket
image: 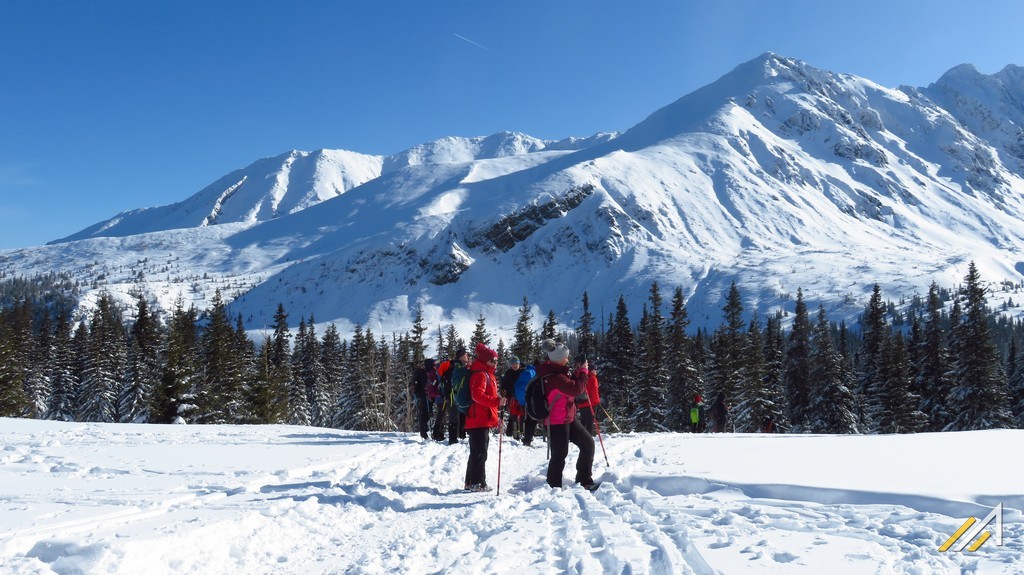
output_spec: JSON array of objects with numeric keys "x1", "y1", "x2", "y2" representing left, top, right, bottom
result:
[
  {"x1": 537, "y1": 338, "x2": 596, "y2": 490},
  {"x1": 463, "y1": 343, "x2": 503, "y2": 491}
]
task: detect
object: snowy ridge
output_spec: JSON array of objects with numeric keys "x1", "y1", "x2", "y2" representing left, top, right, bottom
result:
[
  {"x1": 0, "y1": 419, "x2": 1021, "y2": 574},
  {"x1": 5, "y1": 53, "x2": 1024, "y2": 339}
]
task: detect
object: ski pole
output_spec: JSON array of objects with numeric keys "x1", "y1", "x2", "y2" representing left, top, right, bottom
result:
[
  {"x1": 589, "y1": 404, "x2": 610, "y2": 468},
  {"x1": 599, "y1": 405, "x2": 622, "y2": 433},
  {"x1": 497, "y1": 406, "x2": 506, "y2": 496}
]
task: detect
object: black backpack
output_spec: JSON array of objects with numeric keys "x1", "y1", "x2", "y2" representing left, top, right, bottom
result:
[{"x1": 524, "y1": 373, "x2": 550, "y2": 421}]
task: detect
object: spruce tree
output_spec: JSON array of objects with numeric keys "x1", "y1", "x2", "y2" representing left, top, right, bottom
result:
[
  {"x1": 246, "y1": 336, "x2": 289, "y2": 424},
  {"x1": 541, "y1": 310, "x2": 558, "y2": 342},
  {"x1": 410, "y1": 304, "x2": 427, "y2": 364},
  {"x1": 946, "y1": 262, "x2": 1014, "y2": 430},
  {"x1": 808, "y1": 306, "x2": 858, "y2": 433},
  {"x1": 153, "y1": 299, "x2": 200, "y2": 424},
  {"x1": 321, "y1": 323, "x2": 345, "y2": 424},
  {"x1": 198, "y1": 290, "x2": 243, "y2": 423},
  {"x1": 875, "y1": 331, "x2": 927, "y2": 433},
  {"x1": 123, "y1": 292, "x2": 163, "y2": 423},
  {"x1": 783, "y1": 289, "x2": 813, "y2": 431},
  {"x1": 1009, "y1": 337, "x2": 1024, "y2": 427},
  {"x1": 916, "y1": 282, "x2": 954, "y2": 431},
  {"x1": 301, "y1": 316, "x2": 331, "y2": 427},
  {"x1": 80, "y1": 294, "x2": 128, "y2": 423},
  {"x1": 732, "y1": 315, "x2": 775, "y2": 432},
  {"x1": 633, "y1": 283, "x2": 670, "y2": 431},
  {"x1": 665, "y1": 287, "x2": 701, "y2": 431},
  {"x1": 762, "y1": 314, "x2": 789, "y2": 431},
  {"x1": 471, "y1": 312, "x2": 492, "y2": 349},
  {"x1": 512, "y1": 297, "x2": 537, "y2": 363},
  {"x1": 576, "y1": 292, "x2": 597, "y2": 360},
  {"x1": 601, "y1": 295, "x2": 636, "y2": 427},
  {"x1": 0, "y1": 303, "x2": 31, "y2": 417},
  {"x1": 231, "y1": 314, "x2": 258, "y2": 423},
  {"x1": 287, "y1": 318, "x2": 313, "y2": 425},
  {"x1": 858, "y1": 284, "x2": 887, "y2": 430},
  {"x1": 713, "y1": 282, "x2": 745, "y2": 402},
  {"x1": 47, "y1": 310, "x2": 78, "y2": 422},
  {"x1": 334, "y1": 324, "x2": 368, "y2": 429},
  {"x1": 26, "y1": 310, "x2": 52, "y2": 419}
]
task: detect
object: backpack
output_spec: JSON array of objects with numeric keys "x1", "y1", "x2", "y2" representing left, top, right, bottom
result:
[
  {"x1": 425, "y1": 369, "x2": 440, "y2": 399},
  {"x1": 450, "y1": 364, "x2": 472, "y2": 414},
  {"x1": 524, "y1": 372, "x2": 551, "y2": 421},
  {"x1": 513, "y1": 366, "x2": 536, "y2": 406}
]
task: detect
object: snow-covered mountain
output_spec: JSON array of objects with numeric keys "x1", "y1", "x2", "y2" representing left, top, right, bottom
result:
[{"x1": 5, "y1": 53, "x2": 1024, "y2": 339}]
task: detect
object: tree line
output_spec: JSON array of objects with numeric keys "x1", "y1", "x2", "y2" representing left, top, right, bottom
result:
[{"x1": 1, "y1": 262, "x2": 1022, "y2": 433}]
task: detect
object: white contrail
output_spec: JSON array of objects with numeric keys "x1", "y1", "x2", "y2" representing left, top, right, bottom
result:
[{"x1": 453, "y1": 33, "x2": 494, "y2": 53}]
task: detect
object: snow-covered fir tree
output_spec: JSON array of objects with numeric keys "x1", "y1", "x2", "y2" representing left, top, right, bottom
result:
[
  {"x1": 875, "y1": 331, "x2": 927, "y2": 433},
  {"x1": 807, "y1": 306, "x2": 859, "y2": 433},
  {"x1": 783, "y1": 289, "x2": 812, "y2": 431},
  {"x1": 46, "y1": 310, "x2": 78, "y2": 422},
  {"x1": 915, "y1": 282, "x2": 954, "y2": 431},
  {"x1": 946, "y1": 262, "x2": 1014, "y2": 430},
  {"x1": 152, "y1": 298, "x2": 200, "y2": 423},
  {"x1": 633, "y1": 283, "x2": 670, "y2": 431},
  {"x1": 79, "y1": 294, "x2": 128, "y2": 423},
  {"x1": 665, "y1": 286, "x2": 702, "y2": 431},
  {"x1": 121, "y1": 293, "x2": 163, "y2": 423},
  {"x1": 857, "y1": 284, "x2": 887, "y2": 431},
  {"x1": 198, "y1": 290, "x2": 245, "y2": 424},
  {"x1": 287, "y1": 318, "x2": 313, "y2": 426},
  {"x1": 471, "y1": 312, "x2": 492, "y2": 350},
  {"x1": 600, "y1": 295, "x2": 636, "y2": 426},
  {"x1": 0, "y1": 302, "x2": 31, "y2": 417}
]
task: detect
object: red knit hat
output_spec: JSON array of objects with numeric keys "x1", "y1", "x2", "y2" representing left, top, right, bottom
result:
[{"x1": 475, "y1": 342, "x2": 498, "y2": 362}]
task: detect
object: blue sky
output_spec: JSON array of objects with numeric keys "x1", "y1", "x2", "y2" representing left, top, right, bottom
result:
[{"x1": 2, "y1": 0, "x2": 1023, "y2": 249}]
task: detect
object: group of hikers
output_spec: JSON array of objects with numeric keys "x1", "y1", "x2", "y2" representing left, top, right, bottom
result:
[
  {"x1": 410, "y1": 339, "x2": 603, "y2": 492},
  {"x1": 410, "y1": 339, "x2": 777, "y2": 493}
]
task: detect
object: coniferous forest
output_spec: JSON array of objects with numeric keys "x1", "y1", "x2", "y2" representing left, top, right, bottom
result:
[{"x1": 2, "y1": 262, "x2": 1023, "y2": 434}]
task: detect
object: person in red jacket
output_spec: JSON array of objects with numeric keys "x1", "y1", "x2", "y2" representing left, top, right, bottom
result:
[
  {"x1": 576, "y1": 365, "x2": 601, "y2": 436},
  {"x1": 538, "y1": 338, "x2": 595, "y2": 490},
  {"x1": 463, "y1": 342, "x2": 503, "y2": 491}
]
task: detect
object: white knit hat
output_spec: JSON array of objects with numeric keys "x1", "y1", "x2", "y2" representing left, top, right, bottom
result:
[{"x1": 541, "y1": 338, "x2": 570, "y2": 363}]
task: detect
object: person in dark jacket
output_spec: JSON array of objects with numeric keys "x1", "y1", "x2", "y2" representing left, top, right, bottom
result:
[
  {"x1": 444, "y1": 348, "x2": 470, "y2": 444},
  {"x1": 538, "y1": 338, "x2": 595, "y2": 490},
  {"x1": 500, "y1": 356, "x2": 524, "y2": 437},
  {"x1": 711, "y1": 391, "x2": 729, "y2": 433},
  {"x1": 410, "y1": 360, "x2": 431, "y2": 439},
  {"x1": 422, "y1": 358, "x2": 444, "y2": 441},
  {"x1": 463, "y1": 343, "x2": 503, "y2": 491}
]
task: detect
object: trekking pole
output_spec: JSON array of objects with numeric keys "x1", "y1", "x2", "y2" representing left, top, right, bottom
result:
[
  {"x1": 497, "y1": 406, "x2": 506, "y2": 496},
  {"x1": 599, "y1": 405, "x2": 622, "y2": 433},
  {"x1": 589, "y1": 404, "x2": 610, "y2": 468}
]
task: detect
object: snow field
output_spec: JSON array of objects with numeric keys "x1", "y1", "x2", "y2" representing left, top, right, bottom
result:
[{"x1": 1, "y1": 419, "x2": 1021, "y2": 574}]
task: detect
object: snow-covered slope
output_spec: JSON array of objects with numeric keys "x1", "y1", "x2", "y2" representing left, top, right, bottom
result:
[
  {"x1": 52, "y1": 149, "x2": 385, "y2": 242},
  {"x1": 5, "y1": 53, "x2": 1024, "y2": 338},
  {"x1": 1, "y1": 419, "x2": 1021, "y2": 574}
]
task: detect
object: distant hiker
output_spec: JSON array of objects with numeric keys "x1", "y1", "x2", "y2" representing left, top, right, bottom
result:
[
  {"x1": 761, "y1": 415, "x2": 777, "y2": 434},
  {"x1": 513, "y1": 358, "x2": 544, "y2": 446},
  {"x1": 500, "y1": 356, "x2": 524, "y2": 437},
  {"x1": 444, "y1": 348, "x2": 470, "y2": 444},
  {"x1": 539, "y1": 339, "x2": 595, "y2": 490},
  {"x1": 463, "y1": 343, "x2": 503, "y2": 491},
  {"x1": 410, "y1": 360, "x2": 431, "y2": 439},
  {"x1": 423, "y1": 358, "x2": 445, "y2": 441},
  {"x1": 576, "y1": 364, "x2": 601, "y2": 436},
  {"x1": 711, "y1": 391, "x2": 729, "y2": 433},
  {"x1": 690, "y1": 394, "x2": 704, "y2": 433}
]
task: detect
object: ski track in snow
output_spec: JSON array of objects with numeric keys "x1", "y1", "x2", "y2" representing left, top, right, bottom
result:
[{"x1": 1, "y1": 421, "x2": 1022, "y2": 574}]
